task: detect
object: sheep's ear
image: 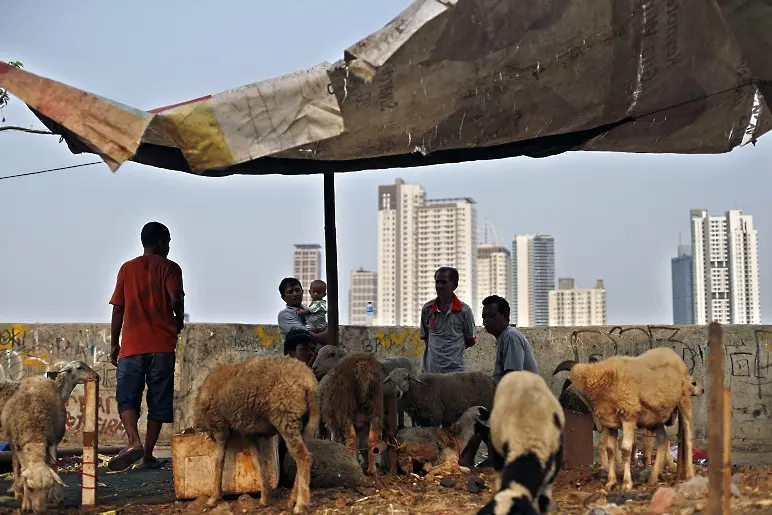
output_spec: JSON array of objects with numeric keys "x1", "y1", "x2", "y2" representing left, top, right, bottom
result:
[
  {"x1": 408, "y1": 375, "x2": 427, "y2": 386},
  {"x1": 552, "y1": 360, "x2": 577, "y2": 375}
]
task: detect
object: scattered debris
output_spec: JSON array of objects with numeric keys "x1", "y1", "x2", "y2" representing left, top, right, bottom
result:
[
  {"x1": 650, "y1": 487, "x2": 679, "y2": 514},
  {"x1": 440, "y1": 477, "x2": 455, "y2": 488},
  {"x1": 466, "y1": 475, "x2": 486, "y2": 493}
]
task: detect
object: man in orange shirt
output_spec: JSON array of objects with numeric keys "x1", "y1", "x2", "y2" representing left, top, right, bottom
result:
[{"x1": 107, "y1": 221, "x2": 185, "y2": 471}]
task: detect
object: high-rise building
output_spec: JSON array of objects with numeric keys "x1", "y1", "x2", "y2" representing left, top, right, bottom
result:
[
  {"x1": 512, "y1": 234, "x2": 555, "y2": 327},
  {"x1": 377, "y1": 179, "x2": 425, "y2": 326},
  {"x1": 349, "y1": 268, "x2": 378, "y2": 325},
  {"x1": 292, "y1": 244, "x2": 322, "y2": 306},
  {"x1": 671, "y1": 244, "x2": 695, "y2": 324},
  {"x1": 377, "y1": 179, "x2": 476, "y2": 326},
  {"x1": 476, "y1": 244, "x2": 512, "y2": 320},
  {"x1": 417, "y1": 197, "x2": 477, "y2": 315},
  {"x1": 691, "y1": 209, "x2": 761, "y2": 324},
  {"x1": 548, "y1": 278, "x2": 607, "y2": 326}
]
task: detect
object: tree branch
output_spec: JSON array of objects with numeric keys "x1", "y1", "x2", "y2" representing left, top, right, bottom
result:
[{"x1": 0, "y1": 126, "x2": 56, "y2": 135}]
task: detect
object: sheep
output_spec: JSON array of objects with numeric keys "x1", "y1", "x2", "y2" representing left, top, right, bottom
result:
[
  {"x1": 552, "y1": 347, "x2": 695, "y2": 491},
  {"x1": 477, "y1": 371, "x2": 564, "y2": 515},
  {"x1": 311, "y1": 346, "x2": 414, "y2": 429},
  {"x1": 279, "y1": 438, "x2": 366, "y2": 489},
  {"x1": 393, "y1": 405, "x2": 490, "y2": 477},
  {"x1": 382, "y1": 367, "x2": 496, "y2": 428},
  {"x1": 193, "y1": 355, "x2": 320, "y2": 513},
  {"x1": 1, "y1": 376, "x2": 67, "y2": 514},
  {"x1": 316, "y1": 351, "x2": 383, "y2": 476}
]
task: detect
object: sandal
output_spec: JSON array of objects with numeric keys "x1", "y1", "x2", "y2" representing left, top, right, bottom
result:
[
  {"x1": 134, "y1": 457, "x2": 164, "y2": 470},
  {"x1": 107, "y1": 445, "x2": 144, "y2": 472}
]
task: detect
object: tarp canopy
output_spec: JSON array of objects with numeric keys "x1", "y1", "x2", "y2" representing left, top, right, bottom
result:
[{"x1": 1, "y1": 0, "x2": 771, "y2": 177}]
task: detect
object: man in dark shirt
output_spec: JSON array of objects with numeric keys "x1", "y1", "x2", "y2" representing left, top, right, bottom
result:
[{"x1": 107, "y1": 221, "x2": 185, "y2": 472}]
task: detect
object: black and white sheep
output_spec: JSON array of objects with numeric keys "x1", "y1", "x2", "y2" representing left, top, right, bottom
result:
[
  {"x1": 1, "y1": 376, "x2": 67, "y2": 514},
  {"x1": 553, "y1": 347, "x2": 695, "y2": 491},
  {"x1": 382, "y1": 367, "x2": 495, "y2": 427},
  {"x1": 393, "y1": 405, "x2": 490, "y2": 476},
  {"x1": 194, "y1": 355, "x2": 320, "y2": 513},
  {"x1": 477, "y1": 371, "x2": 564, "y2": 515},
  {"x1": 316, "y1": 351, "x2": 383, "y2": 475}
]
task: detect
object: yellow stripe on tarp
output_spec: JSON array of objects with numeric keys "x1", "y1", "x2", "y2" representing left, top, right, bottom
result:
[{"x1": 159, "y1": 100, "x2": 234, "y2": 172}]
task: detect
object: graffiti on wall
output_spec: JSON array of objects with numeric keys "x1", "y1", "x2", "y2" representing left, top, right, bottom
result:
[{"x1": 361, "y1": 328, "x2": 425, "y2": 357}]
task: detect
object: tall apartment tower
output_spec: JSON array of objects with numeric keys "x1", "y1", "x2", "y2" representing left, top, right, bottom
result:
[
  {"x1": 349, "y1": 268, "x2": 378, "y2": 325},
  {"x1": 292, "y1": 244, "x2": 322, "y2": 306},
  {"x1": 476, "y1": 244, "x2": 512, "y2": 321},
  {"x1": 691, "y1": 209, "x2": 761, "y2": 324},
  {"x1": 377, "y1": 179, "x2": 425, "y2": 326},
  {"x1": 671, "y1": 244, "x2": 695, "y2": 324},
  {"x1": 377, "y1": 179, "x2": 477, "y2": 326},
  {"x1": 512, "y1": 234, "x2": 555, "y2": 327},
  {"x1": 416, "y1": 197, "x2": 477, "y2": 315},
  {"x1": 548, "y1": 278, "x2": 607, "y2": 327}
]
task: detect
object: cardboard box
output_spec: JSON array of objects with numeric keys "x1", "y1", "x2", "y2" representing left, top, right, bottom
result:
[
  {"x1": 562, "y1": 409, "x2": 595, "y2": 468},
  {"x1": 171, "y1": 432, "x2": 280, "y2": 500}
]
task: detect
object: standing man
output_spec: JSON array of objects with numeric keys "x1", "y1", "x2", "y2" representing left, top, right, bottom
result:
[
  {"x1": 277, "y1": 277, "x2": 328, "y2": 346},
  {"x1": 481, "y1": 294, "x2": 539, "y2": 382},
  {"x1": 420, "y1": 267, "x2": 476, "y2": 374},
  {"x1": 107, "y1": 221, "x2": 185, "y2": 472}
]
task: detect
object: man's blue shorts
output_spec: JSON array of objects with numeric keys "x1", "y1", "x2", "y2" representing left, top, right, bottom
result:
[{"x1": 116, "y1": 352, "x2": 175, "y2": 423}]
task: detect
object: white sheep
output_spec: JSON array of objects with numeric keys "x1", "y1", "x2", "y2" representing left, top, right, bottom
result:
[
  {"x1": 316, "y1": 351, "x2": 383, "y2": 475},
  {"x1": 477, "y1": 371, "x2": 564, "y2": 515},
  {"x1": 553, "y1": 347, "x2": 695, "y2": 491},
  {"x1": 194, "y1": 355, "x2": 320, "y2": 513},
  {"x1": 382, "y1": 367, "x2": 495, "y2": 427},
  {"x1": 1, "y1": 376, "x2": 67, "y2": 514},
  {"x1": 393, "y1": 405, "x2": 490, "y2": 477}
]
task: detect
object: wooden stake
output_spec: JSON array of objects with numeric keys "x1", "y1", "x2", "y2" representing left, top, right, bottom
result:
[
  {"x1": 387, "y1": 393, "x2": 398, "y2": 474},
  {"x1": 722, "y1": 387, "x2": 731, "y2": 515},
  {"x1": 707, "y1": 322, "x2": 725, "y2": 515},
  {"x1": 81, "y1": 379, "x2": 99, "y2": 507},
  {"x1": 677, "y1": 411, "x2": 686, "y2": 480},
  {"x1": 323, "y1": 172, "x2": 339, "y2": 347}
]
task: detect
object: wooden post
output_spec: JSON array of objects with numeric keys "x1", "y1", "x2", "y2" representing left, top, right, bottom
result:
[
  {"x1": 707, "y1": 322, "x2": 725, "y2": 515},
  {"x1": 387, "y1": 393, "x2": 398, "y2": 474},
  {"x1": 722, "y1": 387, "x2": 732, "y2": 515},
  {"x1": 323, "y1": 172, "x2": 339, "y2": 346},
  {"x1": 81, "y1": 379, "x2": 99, "y2": 507}
]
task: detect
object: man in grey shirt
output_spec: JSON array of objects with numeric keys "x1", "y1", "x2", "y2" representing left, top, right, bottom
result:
[
  {"x1": 419, "y1": 267, "x2": 476, "y2": 374},
  {"x1": 482, "y1": 294, "x2": 539, "y2": 382},
  {"x1": 277, "y1": 277, "x2": 328, "y2": 346}
]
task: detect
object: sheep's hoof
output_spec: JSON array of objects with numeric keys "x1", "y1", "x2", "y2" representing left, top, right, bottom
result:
[
  {"x1": 206, "y1": 496, "x2": 220, "y2": 507},
  {"x1": 459, "y1": 466, "x2": 471, "y2": 474},
  {"x1": 259, "y1": 493, "x2": 273, "y2": 506},
  {"x1": 622, "y1": 482, "x2": 633, "y2": 492},
  {"x1": 604, "y1": 480, "x2": 616, "y2": 490}
]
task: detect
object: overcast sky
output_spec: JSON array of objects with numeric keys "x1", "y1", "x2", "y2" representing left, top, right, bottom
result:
[{"x1": 1, "y1": 0, "x2": 769, "y2": 326}]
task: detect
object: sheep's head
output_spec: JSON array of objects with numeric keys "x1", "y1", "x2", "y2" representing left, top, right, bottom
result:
[
  {"x1": 20, "y1": 463, "x2": 65, "y2": 514},
  {"x1": 61, "y1": 360, "x2": 99, "y2": 382},
  {"x1": 382, "y1": 368, "x2": 426, "y2": 399},
  {"x1": 311, "y1": 345, "x2": 346, "y2": 380},
  {"x1": 688, "y1": 375, "x2": 704, "y2": 396}
]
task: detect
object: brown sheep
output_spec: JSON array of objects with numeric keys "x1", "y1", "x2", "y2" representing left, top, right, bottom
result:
[
  {"x1": 318, "y1": 351, "x2": 383, "y2": 475},
  {"x1": 279, "y1": 438, "x2": 367, "y2": 489},
  {"x1": 554, "y1": 347, "x2": 695, "y2": 491},
  {"x1": 194, "y1": 355, "x2": 319, "y2": 513},
  {"x1": 1, "y1": 376, "x2": 67, "y2": 514}
]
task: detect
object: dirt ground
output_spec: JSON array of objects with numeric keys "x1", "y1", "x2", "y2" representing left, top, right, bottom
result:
[{"x1": 1, "y1": 456, "x2": 772, "y2": 514}]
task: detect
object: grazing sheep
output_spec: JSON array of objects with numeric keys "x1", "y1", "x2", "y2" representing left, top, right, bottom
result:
[
  {"x1": 194, "y1": 355, "x2": 319, "y2": 513},
  {"x1": 382, "y1": 368, "x2": 495, "y2": 427},
  {"x1": 1, "y1": 376, "x2": 67, "y2": 514},
  {"x1": 477, "y1": 371, "x2": 564, "y2": 515},
  {"x1": 394, "y1": 405, "x2": 490, "y2": 476},
  {"x1": 553, "y1": 347, "x2": 695, "y2": 491},
  {"x1": 279, "y1": 438, "x2": 366, "y2": 489},
  {"x1": 317, "y1": 351, "x2": 383, "y2": 475}
]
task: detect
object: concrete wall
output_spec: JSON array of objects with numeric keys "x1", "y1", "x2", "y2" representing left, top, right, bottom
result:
[{"x1": 2, "y1": 323, "x2": 771, "y2": 450}]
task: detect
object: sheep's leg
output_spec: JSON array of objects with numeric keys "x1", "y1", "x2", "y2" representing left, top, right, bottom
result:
[
  {"x1": 681, "y1": 411, "x2": 695, "y2": 480},
  {"x1": 344, "y1": 424, "x2": 357, "y2": 456},
  {"x1": 604, "y1": 428, "x2": 618, "y2": 490},
  {"x1": 10, "y1": 449, "x2": 21, "y2": 500},
  {"x1": 598, "y1": 430, "x2": 609, "y2": 469},
  {"x1": 537, "y1": 484, "x2": 555, "y2": 514},
  {"x1": 247, "y1": 437, "x2": 273, "y2": 507},
  {"x1": 366, "y1": 422, "x2": 380, "y2": 476},
  {"x1": 647, "y1": 425, "x2": 668, "y2": 486},
  {"x1": 619, "y1": 420, "x2": 636, "y2": 492},
  {"x1": 642, "y1": 431, "x2": 655, "y2": 468},
  {"x1": 207, "y1": 430, "x2": 229, "y2": 507},
  {"x1": 665, "y1": 438, "x2": 677, "y2": 471},
  {"x1": 278, "y1": 431, "x2": 312, "y2": 514}
]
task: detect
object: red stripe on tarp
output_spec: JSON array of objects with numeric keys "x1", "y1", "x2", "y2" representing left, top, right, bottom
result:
[{"x1": 148, "y1": 94, "x2": 212, "y2": 114}]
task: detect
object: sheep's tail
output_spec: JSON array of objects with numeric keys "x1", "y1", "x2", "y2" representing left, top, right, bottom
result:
[
  {"x1": 303, "y1": 384, "x2": 321, "y2": 441},
  {"x1": 355, "y1": 361, "x2": 377, "y2": 407}
]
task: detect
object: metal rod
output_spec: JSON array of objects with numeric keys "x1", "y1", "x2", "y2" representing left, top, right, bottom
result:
[
  {"x1": 387, "y1": 393, "x2": 398, "y2": 474},
  {"x1": 707, "y1": 321, "x2": 725, "y2": 515},
  {"x1": 323, "y1": 172, "x2": 339, "y2": 346},
  {"x1": 81, "y1": 379, "x2": 99, "y2": 507},
  {"x1": 722, "y1": 387, "x2": 731, "y2": 515}
]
